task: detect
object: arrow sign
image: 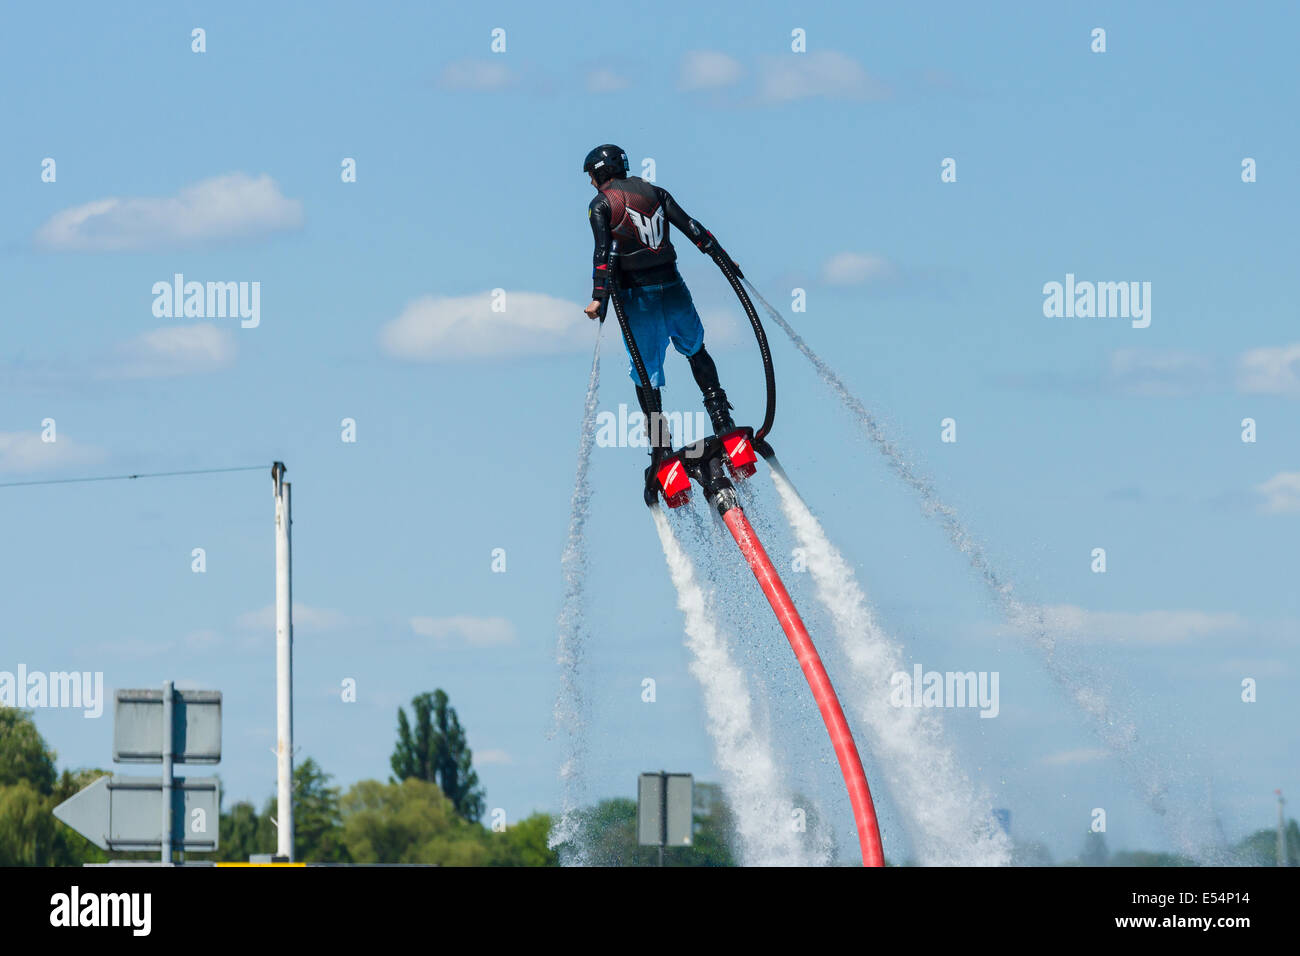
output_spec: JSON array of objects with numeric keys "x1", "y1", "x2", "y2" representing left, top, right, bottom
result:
[{"x1": 53, "y1": 775, "x2": 220, "y2": 852}]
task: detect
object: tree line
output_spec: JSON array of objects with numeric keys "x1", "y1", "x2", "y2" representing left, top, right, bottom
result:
[
  {"x1": 0, "y1": 689, "x2": 738, "y2": 866},
  {"x1": 2, "y1": 699, "x2": 1293, "y2": 866}
]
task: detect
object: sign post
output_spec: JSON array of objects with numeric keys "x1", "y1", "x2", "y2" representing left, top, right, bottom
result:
[
  {"x1": 54, "y1": 683, "x2": 222, "y2": 862},
  {"x1": 162, "y1": 679, "x2": 173, "y2": 862},
  {"x1": 637, "y1": 772, "x2": 693, "y2": 866}
]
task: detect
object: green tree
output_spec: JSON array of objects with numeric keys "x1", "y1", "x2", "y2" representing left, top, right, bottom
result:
[
  {"x1": 293, "y1": 757, "x2": 350, "y2": 863},
  {"x1": 392, "y1": 699, "x2": 434, "y2": 782},
  {"x1": 341, "y1": 777, "x2": 491, "y2": 865},
  {"x1": 1232, "y1": 819, "x2": 1299, "y2": 866},
  {"x1": 50, "y1": 767, "x2": 110, "y2": 865},
  {"x1": 0, "y1": 709, "x2": 108, "y2": 865},
  {"x1": 1010, "y1": 840, "x2": 1054, "y2": 867},
  {"x1": 391, "y1": 690, "x2": 486, "y2": 822},
  {"x1": 198, "y1": 758, "x2": 348, "y2": 863},
  {"x1": 0, "y1": 708, "x2": 58, "y2": 794},
  {"x1": 216, "y1": 799, "x2": 275, "y2": 862},
  {"x1": 1079, "y1": 830, "x2": 1109, "y2": 867},
  {"x1": 1110, "y1": 850, "x2": 1194, "y2": 866},
  {"x1": 559, "y1": 788, "x2": 739, "y2": 867},
  {"x1": 690, "y1": 783, "x2": 738, "y2": 866},
  {"x1": 0, "y1": 781, "x2": 55, "y2": 865},
  {"x1": 489, "y1": 812, "x2": 559, "y2": 867},
  {"x1": 567, "y1": 797, "x2": 652, "y2": 865}
]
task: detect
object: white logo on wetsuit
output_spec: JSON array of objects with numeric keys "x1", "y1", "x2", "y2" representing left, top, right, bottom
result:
[{"x1": 627, "y1": 206, "x2": 665, "y2": 250}]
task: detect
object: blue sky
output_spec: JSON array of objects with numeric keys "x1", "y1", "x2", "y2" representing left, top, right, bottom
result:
[{"x1": 1, "y1": 1, "x2": 1296, "y2": 863}]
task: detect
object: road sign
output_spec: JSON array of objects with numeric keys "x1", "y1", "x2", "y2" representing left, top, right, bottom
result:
[
  {"x1": 53, "y1": 774, "x2": 220, "y2": 852},
  {"x1": 637, "y1": 774, "x2": 664, "y2": 847},
  {"x1": 637, "y1": 772, "x2": 693, "y2": 849},
  {"x1": 114, "y1": 688, "x2": 221, "y2": 763}
]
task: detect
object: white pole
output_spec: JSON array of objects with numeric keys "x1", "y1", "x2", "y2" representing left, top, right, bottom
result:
[{"x1": 273, "y1": 462, "x2": 294, "y2": 861}]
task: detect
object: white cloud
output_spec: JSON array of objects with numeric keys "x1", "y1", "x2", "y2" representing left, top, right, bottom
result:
[
  {"x1": 1254, "y1": 472, "x2": 1300, "y2": 514},
  {"x1": 587, "y1": 68, "x2": 629, "y2": 93},
  {"x1": 379, "y1": 291, "x2": 591, "y2": 361},
  {"x1": 103, "y1": 324, "x2": 236, "y2": 380},
  {"x1": 184, "y1": 629, "x2": 223, "y2": 651},
  {"x1": 475, "y1": 749, "x2": 513, "y2": 766},
  {"x1": 0, "y1": 431, "x2": 104, "y2": 475},
  {"x1": 1033, "y1": 605, "x2": 1246, "y2": 645},
  {"x1": 678, "y1": 50, "x2": 743, "y2": 91},
  {"x1": 237, "y1": 603, "x2": 351, "y2": 633},
  {"x1": 1221, "y1": 657, "x2": 1290, "y2": 678},
  {"x1": 438, "y1": 60, "x2": 513, "y2": 91},
  {"x1": 96, "y1": 637, "x2": 177, "y2": 657},
  {"x1": 410, "y1": 615, "x2": 516, "y2": 648},
  {"x1": 821, "y1": 252, "x2": 896, "y2": 286},
  {"x1": 91, "y1": 631, "x2": 224, "y2": 659},
  {"x1": 35, "y1": 173, "x2": 303, "y2": 251},
  {"x1": 1237, "y1": 343, "x2": 1300, "y2": 396},
  {"x1": 1042, "y1": 747, "x2": 1109, "y2": 766},
  {"x1": 757, "y1": 51, "x2": 889, "y2": 104},
  {"x1": 1108, "y1": 348, "x2": 1214, "y2": 397},
  {"x1": 695, "y1": 306, "x2": 745, "y2": 349}
]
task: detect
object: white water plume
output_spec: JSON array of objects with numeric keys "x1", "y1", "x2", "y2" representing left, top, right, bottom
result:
[
  {"x1": 651, "y1": 505, "x2": 818, "y2": 866},
  {"x1": 548, "y1": 333, "x2": 602, "y2": 865},
  {"x1": 768, "y1": 458, "x2": 1011, "y2": 866},
  {"x1": 746, "y1": 281, "x2": 1218, "y2": 859}
]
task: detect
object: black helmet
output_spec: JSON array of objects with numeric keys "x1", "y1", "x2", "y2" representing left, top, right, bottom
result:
[{"x1": 583, "y1": 144, "x2": 629, "y2": 184}]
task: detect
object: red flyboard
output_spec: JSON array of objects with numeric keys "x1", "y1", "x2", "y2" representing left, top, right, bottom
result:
[
  {"x1": 655, "y1": 458, "x2": 692, "y2": 508},
  {"x1": 721, "y1": 429, "x2": 758, "y2": 478}
]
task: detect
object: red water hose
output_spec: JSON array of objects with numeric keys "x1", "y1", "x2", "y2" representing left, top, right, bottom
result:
[{"x1": 720, "y1": 504, "x2": 885, "y2": 867}]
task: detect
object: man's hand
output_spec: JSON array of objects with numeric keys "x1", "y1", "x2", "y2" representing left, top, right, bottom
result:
[
  {"x1": 585, "y1": 299, "x2": 603, "y2": 320},
  {"x1": 721, "y1": 249, "x2": 743, "y2": 279},
  {"x1": 698, "y1": 234, "x2": 743, "y2": 279}
]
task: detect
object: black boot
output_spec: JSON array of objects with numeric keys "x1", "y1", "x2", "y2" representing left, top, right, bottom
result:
[
  {"x1": 635, "y1": 384, "x2": 675, "y2": 469},
  {"x1": 687, "y1": 346, "x2": 736, "y2": 436}
]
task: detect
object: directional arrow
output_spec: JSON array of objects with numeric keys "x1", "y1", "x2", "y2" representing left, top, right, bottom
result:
[
  {"x1": 53, "y1": 774, "x2": 112, "y2": 850},
  {"x1": 53, "y1": 775, "x2": 220, "y2": 852}
]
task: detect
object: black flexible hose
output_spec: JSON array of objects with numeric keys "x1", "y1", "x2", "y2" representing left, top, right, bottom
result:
[
  {"x1": 605, "y1": 242, "x2": 661, "y2": 416},
  {"x1": 711, "y1": 250, "x2": 776, "y2": 441},
  {"x1": 605, "y1": 241, "x2": 774, "y2": 440}
]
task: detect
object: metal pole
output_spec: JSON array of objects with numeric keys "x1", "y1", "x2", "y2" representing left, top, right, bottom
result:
[
  {"x1": 273, "y1": 463, "x2": 294, "y2": 861},
  {"x1": 161, "y1": 679, "x2": 173, "y2": 865}
]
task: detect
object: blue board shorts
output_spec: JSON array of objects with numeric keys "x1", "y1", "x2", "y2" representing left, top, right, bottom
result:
[{"x1": 617, "y1": 277, "x2": 705, "y2": 387}]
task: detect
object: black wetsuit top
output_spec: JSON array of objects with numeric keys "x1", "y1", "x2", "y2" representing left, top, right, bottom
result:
[{"x1": 588, "y1": 177, "x2": 716, "y2": 301}]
